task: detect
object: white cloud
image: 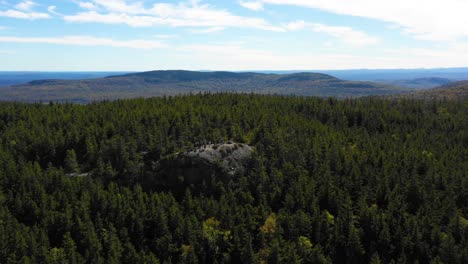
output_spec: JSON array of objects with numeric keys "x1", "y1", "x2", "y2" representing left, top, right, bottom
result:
[
  {"x1": 174, "y1": 43, "x2": 280, "y2": 70},
  {"x1": 259, "y1": 0, "x2": 468, "y2": 41},
  {"x1": 0, "y1": 9, "x2": 50, "y2": 19},
  {"x1": 65, "y1": 0, "x2": 284, "y2": 31},
  {"x1": 77, "y1": 2, "x2": 99, "y2": 10},
  {"x1": 285, "y1": 20, "x2": 378, "y2": 46},
  {"x1": 15, "y1": 1, "x2": 36, "y2": 11},
  {"x1": 154, "y1": 34, "x2": 177, "y2": 39},
  {"x1": 310, "y1": 23, "x2": 379, "y2": 46},
  {"x1": 174, "y1": 43, "x2": 347, "y2": 70},
  {"x1": 47, "y1": 5, "x2": 62, "y2": 16},
  {"x1": 285, "y1": 20, "x2": 306, "y2": 31},
  {"x1": 191, "y1": 27, "x2": 225, "y2": 33},
  {"x1": 173, "y1": 42, "x2": 468, "y2": 70},
  {"x1": 91, "y1": 0, "x2": 144, "y2": 14},
  {"x1": 323, "y1": 41, "x2": 334, "y2": 48},
  {"x1": 0, "y1": 0, "x2": 51, "y2": 19},
  {"x1": 0, "y1": 35, "x2": 167, "y2": 49},
  {"x1": 239, "y1": 1, "x2": 264, "y2": 11},
  {"x1": 65, "y1": 11, "x2": 150, "y2": 27},
  {"x1": 382, "y1": 44, "x2": 468, "y2": 67}
]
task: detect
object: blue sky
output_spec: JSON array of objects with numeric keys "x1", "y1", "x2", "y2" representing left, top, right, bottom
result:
[{"x1": 0, "y1": 0, "x2": 467, "y2": 71}]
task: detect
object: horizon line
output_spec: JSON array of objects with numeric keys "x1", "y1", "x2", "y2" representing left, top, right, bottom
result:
[{"x1": 1, "y1": 67, "x2": 468, "y2": 73}]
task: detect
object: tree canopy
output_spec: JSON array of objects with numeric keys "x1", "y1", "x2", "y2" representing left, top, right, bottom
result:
[{"x1": 0, "y1": 93, "x2": 466, "y2": 263}]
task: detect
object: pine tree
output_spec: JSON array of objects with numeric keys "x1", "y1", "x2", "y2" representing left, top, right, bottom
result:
[{"x1": 64, "y1": 149, "x2": 79, "y2": 174}]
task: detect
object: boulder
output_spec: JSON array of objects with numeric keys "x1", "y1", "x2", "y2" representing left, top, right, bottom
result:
[{"x1": 149, "y1": 143, "x2": 254, "y2": 187}]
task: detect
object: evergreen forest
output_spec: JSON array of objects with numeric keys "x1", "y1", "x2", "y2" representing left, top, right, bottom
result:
[{"x1": 0, "y1": 93, "x2": 466, "y2": 263}]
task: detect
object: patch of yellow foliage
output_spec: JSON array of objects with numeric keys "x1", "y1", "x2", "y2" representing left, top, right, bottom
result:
[{"x1": 260, "y1": 213, "x2": 278, "y2": 235}]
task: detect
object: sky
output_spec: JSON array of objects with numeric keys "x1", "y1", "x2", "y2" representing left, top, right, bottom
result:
[{"x1": 0, "y1": 0, "x2": 468, "y2": 71}]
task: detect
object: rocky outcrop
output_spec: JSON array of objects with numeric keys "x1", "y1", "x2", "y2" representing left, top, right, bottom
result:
[{"x1": 148, "y1": 143, "x2": 254, "y2": 187}]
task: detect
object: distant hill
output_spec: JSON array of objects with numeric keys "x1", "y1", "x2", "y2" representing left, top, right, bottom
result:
[
  {"x1": 0, "y1": 72, "x2": 131, "y2": 87},
  {"x1": 379, "y1": 77, "x2": 452, "y2": 89},
  {"x1": 262, "y1": 67, "x2": 468, "y2": 81},
  {"x1": 389, "y1": 81, "x2": 468, "y2": 100},
  {"x1": 2, "y1": 68, "x2": 468, "y2": 88},
  {"x1": 0, "y1": 70, "x2": 409, "y2": 103}
]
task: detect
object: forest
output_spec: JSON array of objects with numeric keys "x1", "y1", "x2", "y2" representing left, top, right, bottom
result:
[{"x1": 0, "y1": 93, "x2": 466, "y2": 263}]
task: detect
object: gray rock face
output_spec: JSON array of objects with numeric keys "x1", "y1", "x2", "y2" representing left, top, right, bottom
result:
[
  {"x1": 184, "y1": 143, "x2": 253, "y2": 175},
  {"x1": 152, "y1": 143, "x2": 253, "y2": 186}
]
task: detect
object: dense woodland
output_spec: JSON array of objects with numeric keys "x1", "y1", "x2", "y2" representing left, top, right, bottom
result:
[{"x1": 0, "y1": 93, "x2": 467, "y2": 263}]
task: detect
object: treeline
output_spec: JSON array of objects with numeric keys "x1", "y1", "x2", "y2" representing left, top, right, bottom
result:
[{"x1": 0, "y1": 94, "x2": 467, "y2": 263}]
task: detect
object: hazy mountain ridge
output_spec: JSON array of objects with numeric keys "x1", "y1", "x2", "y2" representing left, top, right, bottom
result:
[
  {"x1": 0, "y1": 70, "x2": 409, "y2": 103},
  {"x1": 389, "y1": 81, "x2": 468, "y2": 100},
  {"x1": 379, "y1": 77, "x2": 452, "y2": 89},
  {"x1": 0, "y1": 72, "x2": 131, "y2": 87},
  {"x1": 262, "y1": 68, "x2": 468, "y2": 81}
]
